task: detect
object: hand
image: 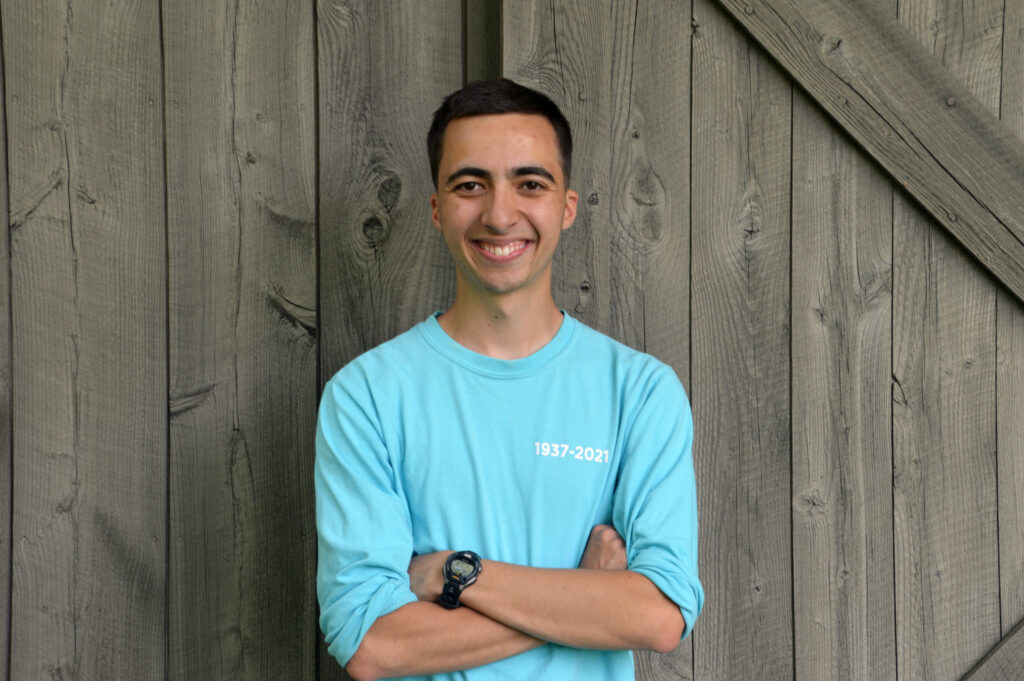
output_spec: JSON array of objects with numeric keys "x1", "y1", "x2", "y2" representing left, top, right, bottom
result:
[
  {"x1": 579, "y1": 524, "x2": 627, "y2": 570},
  {"x1": 408, "y1": 551, "x2": 449, "y2": 602}
]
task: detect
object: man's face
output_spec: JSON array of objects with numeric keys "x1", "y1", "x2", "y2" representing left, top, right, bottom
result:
[{"x1": 431, "y1": 113, "x2": 578, "y2": 299}]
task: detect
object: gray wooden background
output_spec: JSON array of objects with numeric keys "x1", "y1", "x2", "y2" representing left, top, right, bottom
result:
[{"x1": 1, "y1": 1, "x2": 1022, "y2": 680}]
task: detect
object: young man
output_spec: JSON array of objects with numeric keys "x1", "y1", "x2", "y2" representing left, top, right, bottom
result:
[{"x1": 315, "y1": 79, "x2": 703, "y2": 681}]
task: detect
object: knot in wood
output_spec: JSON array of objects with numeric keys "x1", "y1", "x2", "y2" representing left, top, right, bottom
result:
[
  {"x1": 823, "y1": 36, "x2": 842, "y2": 54},
  {"x1": 576, "y1": 281, "x2": 593, "y2": 314},
  {"x1": 362, "y1": 216, "x2": 387, "y2": 244},
  {"x1": 946, "y1": 96, "x2": 956, "y2": 107},
  {"x1": 378, "y1": 175, "x2": 402, "y2": 211}
]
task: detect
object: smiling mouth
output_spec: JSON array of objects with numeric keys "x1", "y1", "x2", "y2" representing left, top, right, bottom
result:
[{"x1": 476, "y1": 240, "x2": 528, "y2": 257}]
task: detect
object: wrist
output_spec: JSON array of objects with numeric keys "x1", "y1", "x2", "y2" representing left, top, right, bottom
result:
[{"x1": 438, "y1": 550, "x2": 482, "y2": 609}]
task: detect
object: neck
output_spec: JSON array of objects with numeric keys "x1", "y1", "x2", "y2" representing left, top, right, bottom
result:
[{"x1": 438, "y1": 289, "x2": 564, "y2": 360}]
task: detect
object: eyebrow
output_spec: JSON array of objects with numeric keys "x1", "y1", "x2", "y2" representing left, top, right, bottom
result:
[{"x1": 445, "y1": 165, "x2": 557, "y2": 185}]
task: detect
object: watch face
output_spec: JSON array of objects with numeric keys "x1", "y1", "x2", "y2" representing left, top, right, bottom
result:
[{"x1": 450, "y1": 558, "x2": 475, "y2": 577}]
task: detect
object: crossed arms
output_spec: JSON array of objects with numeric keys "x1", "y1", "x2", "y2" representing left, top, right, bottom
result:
[{"x1": 345, "y1": 524, "x2": 686, "y2": 681}]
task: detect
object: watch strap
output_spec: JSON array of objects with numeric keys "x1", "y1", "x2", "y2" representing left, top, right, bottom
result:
[{"x1": 438, "y1": 581, "x2": 463, "y2": 609}]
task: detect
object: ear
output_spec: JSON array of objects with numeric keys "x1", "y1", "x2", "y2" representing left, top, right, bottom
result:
[
  {"x1": 562, "y1": 189, "x2": 579, "y2": 231},
  {"x1": 430, "y1": 193, "x2": 441, "y2": 230}
]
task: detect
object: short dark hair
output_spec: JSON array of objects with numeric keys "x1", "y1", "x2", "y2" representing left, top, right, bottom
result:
[{"x1": 427, "y1": 78, "x2": 573, "y2": 187}]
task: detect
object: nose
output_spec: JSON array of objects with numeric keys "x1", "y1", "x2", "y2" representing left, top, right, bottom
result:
[{"x1": 481, "y1": 183, "x2": 518, "y2": 232}]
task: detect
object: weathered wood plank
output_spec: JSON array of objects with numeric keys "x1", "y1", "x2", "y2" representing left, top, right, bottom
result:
[
  {"x1": 317, "y1": 2, "x2": 463, "y2": 678},
  {"x1": 3, "y1": 1, "x2": 166, "y2": 679},
  {"x1": 997, "y1": 0, "x2": 1024, "y2": 638},
  {"x1": 710, "y1": 0, "x2": 1024, "y2": 305},
  {"x1": 961, "y1": 617, "x2": 1024, "y2": 681},
  {"x1": 892, "y1": 1, "x2": 1002, "y2": 679},
  {"x1": 690, "y1": 2, "x2": 793, "y2": 679},
  {"x1": 318, "y1": 0, "x2": 461, "y2": 380},
  {"x1": 464, "y1": 0, "x2": 501, "y2": 83},
  {"x1": 0, "y1": 30, "x2": 12, "y2": 681},
  {"x1": 164, "y1": 1, "x2": 318, "y2": 679},
  {"x1": 605, "y1": 0, "x2": 691, "y2": 386},
  {"x1": 790, "y1": 67, "x2": 895, "y2": 681}
]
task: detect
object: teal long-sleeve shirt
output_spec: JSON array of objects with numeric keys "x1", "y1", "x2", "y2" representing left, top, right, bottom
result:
[{"x1": 315, "y1": 313, "x2": 703, "y2": 680}]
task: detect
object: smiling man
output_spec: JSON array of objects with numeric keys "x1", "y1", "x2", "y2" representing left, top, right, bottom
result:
[{"x1": 315, "y1": 79, "x2": 703, "y2": 681}]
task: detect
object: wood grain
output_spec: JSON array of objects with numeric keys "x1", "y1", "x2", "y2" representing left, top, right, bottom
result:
[
  {"x1": 997, "y1": 0, "x2": 1024, "y2": 639},
  {"x1": 690, "y1": 2, "x2": 793, "y2": 679},
  {"x1": 892, "y1": 1, "x2": 1002, "y2": 679},
  {"x1": 710, "y1": 0, "x2": 1024, "y2": 305},
  {"x1": 3, "y1": 1, "x2": 166, "y2": 679},
  {"x1": 317, "y1": 2, "x2": 463, "y2": 678},
  {"x1": 0, "y1": 27, "x2": 11, "y2": 681},
  {"x1": 790, "y1": 63, "x2": 895, "y2": 681},
  {"x1": 164, "y1": 0, "x2": 318, "y2": 679}
]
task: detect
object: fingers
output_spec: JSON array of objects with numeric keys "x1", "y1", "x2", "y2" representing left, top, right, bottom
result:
[{"x1": 580, "y1": 523, "x2": 628, "y2": 570}]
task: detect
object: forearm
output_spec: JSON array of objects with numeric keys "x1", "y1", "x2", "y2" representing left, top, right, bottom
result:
[
  {"x1": 460, "y1": 561, "x2": 684, "y2": 653},
  {"x1": 346, "y1": 601, "x2": 542, "y2": 681}
]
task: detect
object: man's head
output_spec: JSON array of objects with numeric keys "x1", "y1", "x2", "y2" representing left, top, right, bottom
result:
[{"x1": 427, "y1": 78, "x2": 573, "y2": 188}]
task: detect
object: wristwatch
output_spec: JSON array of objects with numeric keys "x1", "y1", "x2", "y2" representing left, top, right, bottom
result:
[{"x1": 438, "y1": 550, "x2": 482, "y2": 609}]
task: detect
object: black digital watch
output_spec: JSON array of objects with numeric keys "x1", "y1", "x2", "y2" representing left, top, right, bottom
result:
[{"x1": 438, "y1": 550, "x2": 482, "y2": 609}]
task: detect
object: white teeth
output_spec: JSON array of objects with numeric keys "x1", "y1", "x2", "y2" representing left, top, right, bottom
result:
[{"x1": 479, "y1": 241, "x2": 525, "y2": 257}]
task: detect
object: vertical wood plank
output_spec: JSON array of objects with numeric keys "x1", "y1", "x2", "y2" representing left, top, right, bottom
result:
[
  {"x1": 317, "y1": 2, "x2": 463, "y2": 678},
  {"x1": 892, "y1": 1, "x2": 1002, "y2": 679},
  {"x1": 998, "y1": 0, "x2": 1024, "y2": 638},
  {"x1": 318, "y1": 0, "x2": 462, "y2": 382},
  {"x1": 790, "y1": 0, "x2": 895, "y2": 678},
  {"x1": 790, "y1": 80, "x2": 895, "y2": 681},
  {"x1": 0, "y1": 22, "x2": 11, "y2": 681},
  {"x1": 3, "y1": 2, "x2": 166, "y2": 679},
  {"x1": 690, "y1": 1, "x2": 792, "y2": 679},
  {"x1": 605, "y1": 0, "x2": 691, "y2": 384},
  {"x1": 464, "y1": 0, "x2": 502, "y2": 83},
  {"x1": 164, "y1": 0, "x2": 318, "y2": 679}
]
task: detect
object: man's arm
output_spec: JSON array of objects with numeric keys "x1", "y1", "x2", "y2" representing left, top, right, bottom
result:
[
  {"x1": 464, "y1": 560, "x2": 683, "y2": 652},
  {"x1": 346, "y1": 602, "x2": 541, "y2": 681},
  {"x1": 347, "y1": 524, "x2": 646, "y2": 681},
  {"x1": 407, "y1": 534, "x2": 684, "y2": 654}
]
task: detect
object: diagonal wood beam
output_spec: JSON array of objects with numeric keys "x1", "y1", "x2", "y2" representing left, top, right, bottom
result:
[
  {"x1": 960, "y1": 616, "x2": 1024, "y2": 681},
  {"x1": 710, "y1": 0, "x2": 1024, "y2": 304}
]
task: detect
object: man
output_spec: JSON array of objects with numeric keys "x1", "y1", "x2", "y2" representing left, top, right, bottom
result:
[{"x1": 315, "y1": 79, "x2": 703, "y2": 681}]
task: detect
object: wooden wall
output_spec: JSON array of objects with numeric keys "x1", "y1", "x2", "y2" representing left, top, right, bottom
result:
[{"x1": 0, "y1": 1, "x2": 1021, "y2": 680}]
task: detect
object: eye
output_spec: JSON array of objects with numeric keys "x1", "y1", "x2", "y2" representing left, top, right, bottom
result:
[
  {"x1": 454, "y1": 181, "x2": 484, "y2": 192},
  {"x1": 521, "y1": 180, "x2": 546, "y2": 191}
]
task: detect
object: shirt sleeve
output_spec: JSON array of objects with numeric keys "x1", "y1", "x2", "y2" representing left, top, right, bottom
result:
[
  {"x1": 612, "y1": 364, "x2": 704, "y2": 641},
  {"x1": 315, "y1": 369, "x2": 418, "y2": 666}
]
